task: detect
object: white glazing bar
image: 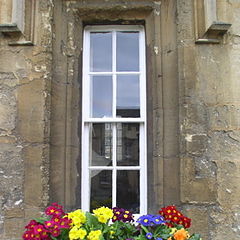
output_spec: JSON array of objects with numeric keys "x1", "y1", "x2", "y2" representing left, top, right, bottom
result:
[
  {"x1": 84, "y1": 118, "x2": 145, "y2": 123},
  {"x1": 112, "y1": 123, "x2": 117, "y2": 208},
  {"x1": 140, "y1": 123, "x2": 147, "y2": 215},
  {"x1": 89, "y1": 166, "x2": 141, "y2": 170},
  {"x1": 112, "y1": 30, "x2": 117, "y2": 118},
  {"x1": 81, "y1": 29, "x2": 91, "y2": 211},
  {"x1": 81, "y1": 124, "x2": 90, "y2": 211},
  {"x1": 89, "y1": 72, "x2": 140, "y2": 75},
  {"x1": 139, "y1": 28, "x2": 147, "y2": 121}
]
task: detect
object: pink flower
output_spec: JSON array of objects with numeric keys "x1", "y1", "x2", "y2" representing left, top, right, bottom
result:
[
  {"x1": 51, "y1": 228, "x2": 60, "y2": 237},
  {"x1": 58, "y1": 217, "x2": 72, "y2": 229},
  {"x1": 44, "y1": 220, "x2": 55, "y2": 229},
  {"x1": 25, "y1": 220, "x2": 38, "y2": 230},
  {"x1": 45, "y1": 203, "x2": 65, "y2": 217},
  {"x1": 22, "y1": 230, "x2": 32, "y2": 240},
  {"x1": 33, "y1": 224, "x2": 45, "y2": 235}
]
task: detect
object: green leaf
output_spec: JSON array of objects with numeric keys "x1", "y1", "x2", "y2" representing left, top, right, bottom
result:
[
  {"x1": 189, "y1": 233, "x2": 202, "y2": 240},
  {"x1": 85, "y1": 212, "x2": 100, "y2": 229},
  {"x1": 33, "y1": 217, "x2": 47, "y2": 224}
]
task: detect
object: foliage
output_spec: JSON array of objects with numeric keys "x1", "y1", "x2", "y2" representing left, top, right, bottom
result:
[{"x1": 22, "y1": 203, "x2": 202, "y2": 240}]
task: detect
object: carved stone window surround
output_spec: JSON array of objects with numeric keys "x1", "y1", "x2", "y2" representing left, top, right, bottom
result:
[
  {"x1": 194, "y1": 0, "x2": 231, "y2": 44},
  {"x1": 0, "y1": 0, "x2": 37, "y2": 46}
]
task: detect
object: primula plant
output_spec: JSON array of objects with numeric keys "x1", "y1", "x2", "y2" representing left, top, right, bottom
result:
[{"x1": 22, "y1": 203, "x2": 202, "y2": 240}]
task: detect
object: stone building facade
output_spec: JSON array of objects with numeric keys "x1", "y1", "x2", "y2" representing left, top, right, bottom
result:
[{"x1": 0, "y1": 0, "x2": 239, "y2": 239}]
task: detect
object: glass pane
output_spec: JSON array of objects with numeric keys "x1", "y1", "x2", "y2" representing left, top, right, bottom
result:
[
  {"x1": 90, "y1": 123, "x2": 112, "y2": 166},
  {"x1": 117, "y1": 75, "x2": 140, "y2": 117},
  {"x1": 116, "y1": 32, "x2": 139, "y2": 71},
  {"x1": 90, "y1": 32, "x2": 112, "y2": 72},
  {"x1": 117, "y1": 123, "x2": 139, "y2": 166},
  {"x1": 117, "y1": 170, "x2": 139, "y2": 213},
  {"x1": 90, "y1": 170, "x2": 112, "y2": 211},
  {"x1": 91, "y1": 76, "x2": 112, "y2": 118}
]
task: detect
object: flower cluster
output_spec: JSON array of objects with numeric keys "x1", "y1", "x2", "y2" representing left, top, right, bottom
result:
[
  {"x1": 23, "y1": 203, "x2": 71, "y2": 240},
  {"x1": 112, "y1": 207, "x2": 134, "y2": 222},
  {"x1": 137, "y1": 214, "x2": 165, "y2": 226},
  {"x1": 22, "y1": 204, "x2": 202, "y2": 240},
  {"x1": 159, "y1": 206, "x2": 191, "y2": 229},
  {"x1": 93, "y1": 206, "x2": 114, "y2": 223}
]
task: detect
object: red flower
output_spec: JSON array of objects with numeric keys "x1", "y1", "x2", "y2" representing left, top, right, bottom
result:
[{"x1": 159, "y1": 205, "x2": 191, "y2": 228}]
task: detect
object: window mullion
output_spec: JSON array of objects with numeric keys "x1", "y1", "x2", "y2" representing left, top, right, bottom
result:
[
  {"x1": 112, "y1": 123, "x2": 117, "y2": 208},
  {"x1": 112, "y1": 30, "x2": 117, "y2": 118},
  {"x1": 139, "y1": 29, "x2": 146, "y2": 121},
  {"x1": 81, "y1": 124, "x2": 90, "y2": 211}
]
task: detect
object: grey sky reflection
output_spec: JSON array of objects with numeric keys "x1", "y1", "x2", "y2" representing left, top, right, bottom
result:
[
  {"x1": 117, "y1": 32, "x2": 139, "y2": 71},
  {"x1": 92, "y1": 76, "x2": 112, "y2": 117},
  {"x1": 90, "y1": 32, "x2": 112, "y2": 72},
  {"x1": 117, "y1": 75, "x2": 140, "y2": 109}
]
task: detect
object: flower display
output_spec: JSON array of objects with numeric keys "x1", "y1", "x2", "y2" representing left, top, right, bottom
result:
[
  {"x1": 159, "y1": 206, "x2": 191, "y2": 229},
  {"x1": 22, "y1": 204, "x2": 202, "y2": 240},
  {"x1": 112, "y1": 207, "x2": 134, "y2": 222}
]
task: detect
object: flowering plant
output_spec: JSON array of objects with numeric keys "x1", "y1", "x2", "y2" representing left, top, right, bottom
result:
[{"x1": 22, "y1": 203, "x2": 202, "y2": 240}]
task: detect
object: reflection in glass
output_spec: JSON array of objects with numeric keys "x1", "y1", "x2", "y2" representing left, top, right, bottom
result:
[
  {"x1": 117, "y1": 170, "x2": 139, "y2": 213},
  {"x1": 117, "y1": 123, "x2": 139, "y2": 166},
  {"x1": 91, "y1": 76, "x2": 112, "y2": 118},
  {"x1": 90, "y1": 123, "x2": 112, "y2": 166},
  {"x1": 116, "y1": 32, "x2": 139, "y2": 71},
  {"x1": 90, "y1": 170, "x2": 112, "y2": 211},
  {"x1": 90, "y1": 32, "x2": 112, "y2": 72},
  {"x1": 117, "y1": 75, "x2": 140, "y2": 117}
]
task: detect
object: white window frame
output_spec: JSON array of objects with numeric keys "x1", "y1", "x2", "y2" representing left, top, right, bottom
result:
[{"x1": 81, "y1": 25, "x2": 147, "y2": 215}]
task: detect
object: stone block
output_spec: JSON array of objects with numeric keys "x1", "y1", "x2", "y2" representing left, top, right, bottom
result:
[
  {"x1": 216, "y1": 159, "x2": 240, "y2": 207},
  {"x1": 0, "y1": 86, "x2": 16, "y2": 132},
  {"x1": 208, "y1": 131, "x2": 240, "y2": 160},
  {"x1": 183, "y1": 207, "x2": 209, "y2": 240},
  {"x1": 208, "y1": 104, "x2": 240, "y2": 130},
  {"x1": 0, "y1": 72, "x2": 18, "y2": 87},
  {"x1": 180, "y1": 157, "x2": 216, "y2": 203},
  {"x1": 4, "y1": 207, "x2": 24, "y2": 218},
  {"x1": 0, "y1": 143, "x2": 23, "y2": 209},
  {"x1": 4, "y1": 218, "x2": 25, "y2": 239},
  {"x1": 23, "y1": 145, "x2": 44, "y2": 207},
  {"x1": 17, "y1": 79, "x2": 45, "y2": 143},
  {"x1": 185, "y1": 134, "x2": 208, "y2": 156}
]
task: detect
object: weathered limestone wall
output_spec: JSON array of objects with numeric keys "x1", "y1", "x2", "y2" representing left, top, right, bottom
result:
[
  {"x1": 0, "y1": 1, "x2": 53, "y2": 239},
  {"x1": 177, "y1": 0, "x2": 240, "y2": 239},
  {"x1": 0, "y1": 0, "x2": 239, "y2": 240}
]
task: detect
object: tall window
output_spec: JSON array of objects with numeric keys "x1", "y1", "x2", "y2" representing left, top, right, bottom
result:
[{"x1": 81, "y1": 25, "x2": 147, "y2": 215}]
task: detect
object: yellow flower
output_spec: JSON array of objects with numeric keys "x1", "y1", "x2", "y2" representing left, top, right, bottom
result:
[
  {"x1": 87, "y1": 230, "x2": 102, "y2": 240},
  {"x1": 68, "y1": 209, "x2": 86, "y2": 227},
  {"x1": 69, "y1": 226, "x2": 87, "y2": 240},
  {"x1": 170, "y1": 228, "x2": 177, "y2": 234},
  {"x1": 173, "y1": 228, "x2": 189, "y2": 240},
  {"x1": 93, "y1": 206, "x2": 113, "y2": 223}
]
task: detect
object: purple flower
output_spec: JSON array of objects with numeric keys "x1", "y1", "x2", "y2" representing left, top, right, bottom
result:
[
  {"x1": 137, "y1": 214, "x2": 165, "y2": 226},
  {"x1": 146, "y1": 232, "x2": 153, "y2": 239},
  {"x1": 137, "y1": 215, "x2": 153, "y2": 226},
  {"x1": 152, "y1": 215, "x2": 165, "y2": 225},
  {"x1": 156, "y1": 238, "x2": 163, "y2": 240},
  {"x1": 112, "y1": 207, "x2": 134, "y2": 222}
]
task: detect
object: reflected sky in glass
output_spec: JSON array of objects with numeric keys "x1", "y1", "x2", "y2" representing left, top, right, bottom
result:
[
  {"x1": 117, "y1": 32, "x2": 139, "y2": 71},
  {"x1": 91, "y1": 76, "x2": 112, "y2": 117},
  {"x1": 117, "y1": 75, "x2": 140, "y2": 117},
  {"x1": 90, "y1": 32, "x2": 112, "y2": 72}
]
